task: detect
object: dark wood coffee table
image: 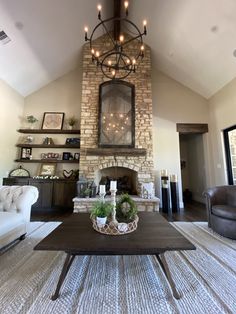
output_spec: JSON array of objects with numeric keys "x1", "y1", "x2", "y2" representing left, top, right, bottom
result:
[{"x1": 34, "y1": 212, "x2": 195, "y2": 300}]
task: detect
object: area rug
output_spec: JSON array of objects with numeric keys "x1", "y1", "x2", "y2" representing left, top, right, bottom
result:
[{"x1": 0, "y1": 221, "x2": 236, "y2": 314}]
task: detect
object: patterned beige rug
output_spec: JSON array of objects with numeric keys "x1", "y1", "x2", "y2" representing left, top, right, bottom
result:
[{"x1": 0, "y1": 221, "x2": 236, "y2": 314}]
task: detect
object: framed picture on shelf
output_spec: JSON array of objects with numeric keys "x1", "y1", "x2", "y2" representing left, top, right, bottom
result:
[
  {"x1": 74, "y1": 153, "x2": 80, "y2": 160},
  {"x1": 39, "y1": 163, "x2": 57, "y2": 176},
  {"x1": 20, "y1": 147, "x2": 32, "y2": 160},
  {"x1": 41, "y1": 112, "x2": 64, "y2": 130},
  {"x1": 63, "y1": 152, "x2": 72, "y2": 160}
]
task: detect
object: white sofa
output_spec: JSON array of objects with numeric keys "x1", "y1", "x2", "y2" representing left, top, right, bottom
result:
[{"x1": 0, "y1": 185, "x2": 38, "y2": 249}]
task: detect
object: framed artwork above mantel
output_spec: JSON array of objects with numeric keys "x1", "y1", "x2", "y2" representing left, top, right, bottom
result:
[{"x1": 98, "y1": 80, "x2": 135, "y2": 148}]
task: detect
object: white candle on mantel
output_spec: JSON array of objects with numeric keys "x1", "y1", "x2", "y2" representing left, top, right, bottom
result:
[
  {"x1": 110, "y1": 180, "x2": 117, "y2": 190},
  {"x1": 100, "y1": 185, "x2": 106, "y2": 194}
]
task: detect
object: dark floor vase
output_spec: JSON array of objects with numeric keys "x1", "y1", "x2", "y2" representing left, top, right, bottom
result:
[
  {"x1": 161, "y1": 175, "x2": 170, "y2": 213},
  {"x1": 170, "y1": 181, "x2": 179, "y2": 213}
]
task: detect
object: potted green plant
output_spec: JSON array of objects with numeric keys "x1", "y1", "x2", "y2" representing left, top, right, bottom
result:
[
  {"x1": 91, "y1": 201, "x2": 113, "y2": 227},
  {"x1": 67, "y1": 116, "x2": 78, "y2": 130},
  {"x1": 26, "y1": 115, "x2": 38, "y2": 129},
  {"x1": 116, "y1": 193, "x2": 138, "y2": 222}
]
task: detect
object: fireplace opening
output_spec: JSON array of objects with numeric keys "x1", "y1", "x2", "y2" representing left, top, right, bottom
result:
[{"x1": 96, "y1": 167, "x2": 138, "y2": 195}]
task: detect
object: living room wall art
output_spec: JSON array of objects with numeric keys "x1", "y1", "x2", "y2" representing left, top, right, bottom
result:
[
  {"x1": 39, "y1": 163, "x2": 57, "y2": 176},
  {"x1": 41, "y1": 112, "x2": 64, "y2": 130}
]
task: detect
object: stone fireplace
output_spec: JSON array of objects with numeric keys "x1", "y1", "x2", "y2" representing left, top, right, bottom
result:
[{"x1": 79, "y1": 34, "x2": 154, "y2": 195}]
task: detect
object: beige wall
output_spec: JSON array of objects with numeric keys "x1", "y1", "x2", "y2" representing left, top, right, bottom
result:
[
  {"x1": 208, "y1": 77, "x2": 236, "y2": 185},
  {"x1": 24, "y1": 67, "x2": 82, "y2": 127},
  {"x1": 152, "y1": 70, "x2": 209, "y2": 206},
  {"x1": 23, "y1": 67, "x2": 82, "y2": 177},
  {"x1": 0, "y1": 80, "x2": 24, "y2": 184}
]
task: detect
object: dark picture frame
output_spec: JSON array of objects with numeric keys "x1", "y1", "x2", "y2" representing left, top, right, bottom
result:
[
  {"x1": 42, "y1": 112, "x2": 64, "y2": 130},
  {"x1": 39, "y1": 163, "x2": 57, "y2": 176},
  {"x1": 63, "y1": 152, "x2": 71, "y2": 160},
  {"x1": 20, "y1": 147, "x2": 32, "y2": 159}
]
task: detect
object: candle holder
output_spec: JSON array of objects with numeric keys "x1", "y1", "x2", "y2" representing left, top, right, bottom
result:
[
  {"x1": 99, "y1": 192, "x2": 106, "y2": 203},
  {"x1": 110, "y1": 188, "x2": 118, "y2": 226}
]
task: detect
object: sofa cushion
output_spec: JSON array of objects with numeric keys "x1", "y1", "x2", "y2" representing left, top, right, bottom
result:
[
  {"x1": 0, "y1": 212, "x2": 25, "y2": 237},
  {"x1": 212, "y1": 205, "x2": 236, "y2": 220}
]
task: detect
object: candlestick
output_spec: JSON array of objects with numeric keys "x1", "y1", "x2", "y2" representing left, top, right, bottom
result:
[
  {"x1": 99, "y1": 185, "x2": 106, "y2": 203},
  {"x1": 110, "y1": 188, "x2": 118, "y2": 226}
]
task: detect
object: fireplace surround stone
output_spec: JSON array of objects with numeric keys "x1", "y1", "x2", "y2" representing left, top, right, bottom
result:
[{"x1": 79, "y1": 34, "x2": 154, "y2": 195}]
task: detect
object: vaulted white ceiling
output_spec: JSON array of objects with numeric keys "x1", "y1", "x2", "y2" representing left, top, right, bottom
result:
[{"x1": 1, "y1": 0, "x2": 236, "y2": 98}]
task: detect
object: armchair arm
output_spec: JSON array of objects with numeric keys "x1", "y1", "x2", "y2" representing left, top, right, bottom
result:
[
  {"x1": 203, "y1": 186, "x2": 228, "y2": 207},
  {"x1": 15, "y1": 186, "x2": 39, "y2": 222},
  {"x1": 203, "y1": 186, "x2": 228, "y2": 227}
]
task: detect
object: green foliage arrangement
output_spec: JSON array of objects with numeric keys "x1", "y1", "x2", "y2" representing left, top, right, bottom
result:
[
  {"x1": 116, "y1": 193, "x2": 138, "y2": 222},
  {"x1": 27, "y1": 115, "x2": 38, "y2": 124},
  {"x1": 68, "y1": 116, "x2": 78, "y2": 126},
  {"x1": 91, "y1": 201, "x2": 113, "y2": 218}
]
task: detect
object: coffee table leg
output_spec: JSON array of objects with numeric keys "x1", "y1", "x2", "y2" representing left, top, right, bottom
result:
[
  {"x1": 51, "y1": 253, "x2": 75, "y2": 301},
  {"x1": 156, "y1": 254, "x2": 180, "y2": 299}
]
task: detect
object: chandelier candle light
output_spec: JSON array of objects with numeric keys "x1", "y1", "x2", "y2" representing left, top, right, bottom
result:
[{"x1": 84, "y1": 0, "x2": 147, "y2": 79}]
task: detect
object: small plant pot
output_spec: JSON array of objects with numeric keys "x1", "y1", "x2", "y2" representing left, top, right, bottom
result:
[{"x1": 96, "y1": 216, "x2": 107, "y2": 228}]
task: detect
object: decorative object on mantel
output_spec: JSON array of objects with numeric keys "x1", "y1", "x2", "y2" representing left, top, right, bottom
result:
[
  {"x1": 41, "y1": 112, "x2": 64, "y2": 130},
  {"x1": 63, "y1": 169, "x2": 74, "y2": 179},
  {"x1": 33, "y1": 175, "x2": 59, "y2": 180},
  {"x1": 26, "y1": 115, "x2": 38, "y2": 129},
  {"x1": 141, "y1": 182, "x2": 155, "y2": 199},
  {"x1": 38, "y1": 163, "x2": 57, "y2": 177},
  {"x1": 67, "y1": 116, "x2": 79, "y2": 130},
  {"x1": 84, "y1": 0, "x2": 147, "y2": 79},
  {"x1": 76, "y1": 178, "x2": 96, "y2": 198},
  {"x1": 9, "y1": 165, "x2": 30, "y2": 178},
  {"x1": 91, "y1": 181, "x2": 139, "y2": 235},
  {"x1": 65, "y1": 138, "x2": 80, "y2": 146},
  {"x1": 24, "y1": 135, "x2": 34, "y2": 144},
  {"x1": 43, "y1": 137, "x2": 54, "y2": 145}
]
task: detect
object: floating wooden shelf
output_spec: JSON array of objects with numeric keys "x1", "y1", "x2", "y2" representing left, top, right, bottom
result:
[
  {"x1": 85, "y1": 148, "x2": 146, "y2": 156},
  {"x1": 14, "y1": 159, "x2": 80, "y2": 163},
  {"x1": 17, "y1": 129, "x2": 80, "y2": 134},
  {"x1": 16, "y1": 144, "x2": 80, "y2": 149}
]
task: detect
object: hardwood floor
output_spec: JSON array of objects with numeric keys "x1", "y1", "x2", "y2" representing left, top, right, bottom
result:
[
  {"x1": 160, "y1": 201, "x2": 207, "y2": 222},
  {"x1": 31, "y1": 201, "x2": 207, "y2": 222}
]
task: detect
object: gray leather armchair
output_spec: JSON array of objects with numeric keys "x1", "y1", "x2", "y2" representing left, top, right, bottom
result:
[{"x1": 203, "y1": 185, "x2": 236, "y2": 239}]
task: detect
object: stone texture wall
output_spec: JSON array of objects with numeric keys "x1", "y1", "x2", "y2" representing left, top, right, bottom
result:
[{"x1": 79, "y1": 34, "x2": 154, "y2": 193}]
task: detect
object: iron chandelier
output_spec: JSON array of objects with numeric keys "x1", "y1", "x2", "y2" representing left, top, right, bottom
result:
[{"x1": 84, "y1": 0, "x2": 147, "y2": 80}]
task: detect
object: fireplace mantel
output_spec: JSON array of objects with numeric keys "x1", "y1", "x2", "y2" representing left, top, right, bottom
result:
[{"x1": 85, "y1": 148, "x2": 146, "y2": 156}]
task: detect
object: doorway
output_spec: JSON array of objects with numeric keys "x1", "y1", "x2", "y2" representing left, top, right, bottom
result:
[{"x1": 177, "y1": 123, "x2": 208, "y2": 206}]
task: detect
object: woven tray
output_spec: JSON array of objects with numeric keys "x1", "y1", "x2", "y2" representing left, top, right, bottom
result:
[{"x1": 91, "y1": 215, "x2": 139, "y2": 235}]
